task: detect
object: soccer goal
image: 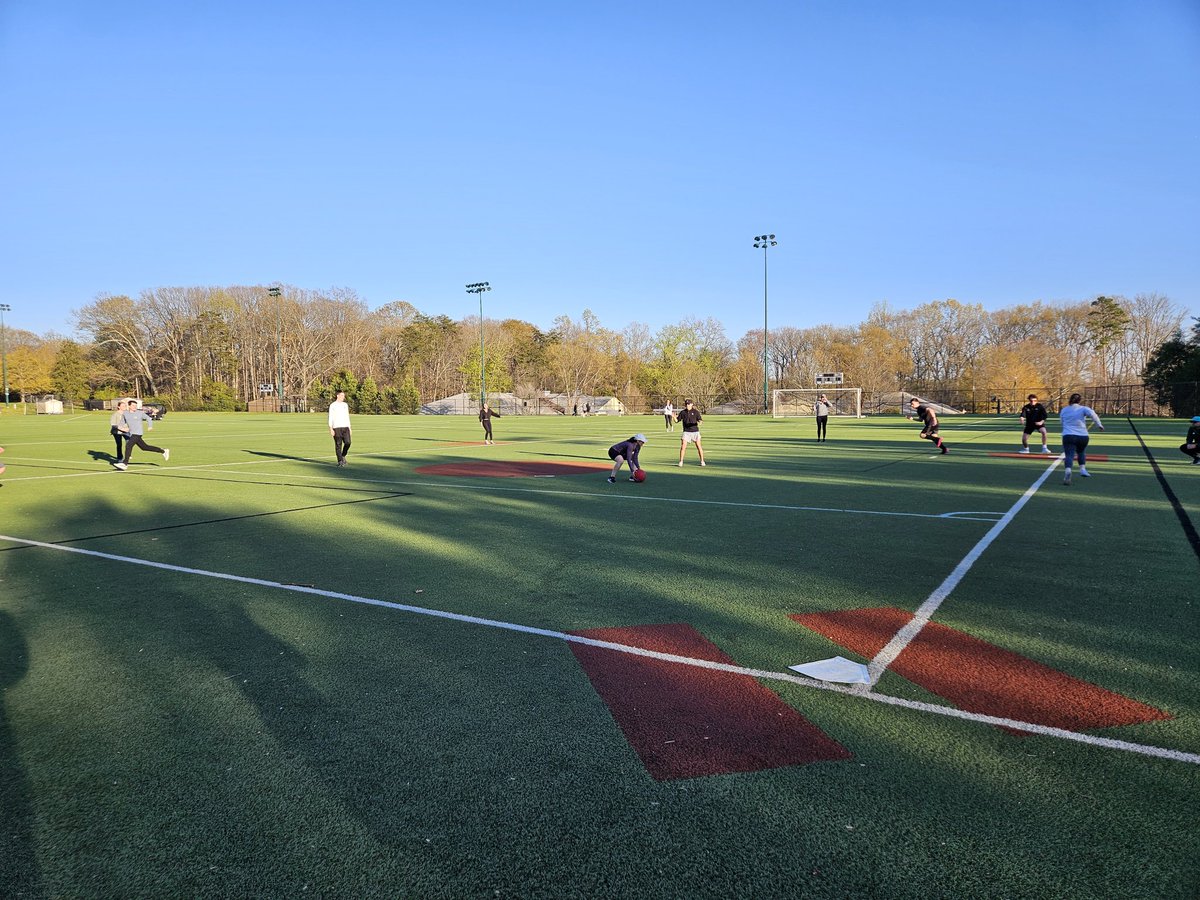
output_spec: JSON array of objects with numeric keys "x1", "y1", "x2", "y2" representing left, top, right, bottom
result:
[{"x1": 772, "y1": 388, "x2": 863, "y2": 418}]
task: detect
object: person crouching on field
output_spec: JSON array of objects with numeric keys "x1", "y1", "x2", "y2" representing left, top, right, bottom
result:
[
  {"x1": 908, "y1": 397, "x2": 949, "y2": 454},
  {"x1": 1180, "y1": 416, "x2": 1200, "y2": 465},
  {"x1": 607, "y1": 434, "x2": 646, "y2": 483}
]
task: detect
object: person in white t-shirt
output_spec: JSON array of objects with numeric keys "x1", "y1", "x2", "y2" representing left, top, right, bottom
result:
[
  {"x1": 662, "y1": 401, "x2": 675, "y2": 431},
  {"x1": 328, "y1": 390, "x2": 353, "y2": 467}
]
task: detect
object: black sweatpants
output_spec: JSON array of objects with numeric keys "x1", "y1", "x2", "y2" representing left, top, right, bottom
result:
[
  {"x1": 333, "y1": 427, "x2": 352, "y2": 462},
  {"x1": 123, "y1": 434, "x2": 164, "y2": 464}
]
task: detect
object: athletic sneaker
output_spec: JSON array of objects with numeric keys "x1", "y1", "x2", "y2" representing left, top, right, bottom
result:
[
  {"x1": 162, "y1": 448, "x2": 170, "y2": 462},
  {"x1": 628, "y1": 476, "x2": 637, "y2": 482},
  {"x1": 699, "y1": 461, "x2": 706, "y2": 467},
  {"x1": 1018, "y1": 447, "x2": 1030, "y2": 454},
  {"x1": 113, "y1": 462, "x2": 127, "y2": 470},
  {"x1": 1062, "y1": 471, "x2": 1072, "y2": 485},
  {"x1": 1192, "y1": 457, "x2": 1200, "y2": 465},
  {"x1": 1079, "y1": 466, "x2": 1090, "y2": 477},
  {"x1": 941, "y1": 445, "x2": 949, "y2": 454},
  {"x1": 1042, "y1": 446, "x2": 1052, "y2": 454},
  {"x1": 677, "y1": 462, "x2": 683, "y2": 467},
  {"x1": 607, "y1": 476, "x2": 616, "y2": 483}
]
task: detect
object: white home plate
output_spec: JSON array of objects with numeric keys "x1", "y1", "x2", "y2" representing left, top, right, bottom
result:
[{"x1": 788, "y1": 656, "x2": 871, "y2": 684}]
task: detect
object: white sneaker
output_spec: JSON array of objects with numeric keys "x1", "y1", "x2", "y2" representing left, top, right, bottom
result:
[
  {"x1": 1018, "y1": 447, "x2": 1030, "y2": 454},
  {"x1": 677, "y1": 462, "x2": 683, "y2": 467},
  {"x1": 699, "y1": 461, "x2": 706, "y2": 467},
  {"x1": 1079, "y1": 466, "x2": 1089, "y2": 477},
  {"x1": 163, "y1": 448, "x2": 170, "y2": 462},
  {"x1": 113, "y1": 462, "x2": 127, "y2": 470},
  {"x1": 1042, "y1": 446, "x2": 1052, "y2": 454},
  {"x1": 1062, "y1": 471, "x2": 1071, "y2": 485}
]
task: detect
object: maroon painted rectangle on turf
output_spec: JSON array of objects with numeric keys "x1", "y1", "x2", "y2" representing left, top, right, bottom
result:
[
  {"x1": 570, "y1": 623, "x2": 851, "y2": 780},
  {"x1": 792, "y1": 608, "x2": 1168, "y2": 733}
]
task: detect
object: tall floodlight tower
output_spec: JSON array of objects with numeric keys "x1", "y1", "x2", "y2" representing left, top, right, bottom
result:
[
  {"x1": 753, "y1": 235, "x2": 777, "y2": 414},
  {"x1": 465, "y1": 282, "x2": 491, "y2": 405}
]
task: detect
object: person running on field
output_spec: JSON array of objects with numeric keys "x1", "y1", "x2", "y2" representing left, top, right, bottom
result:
[
  {"x1": 116, "y1": 400, "x2": 169, "y2": 470},
  {"x1": 662, "y1": 400, "x2": 675, "y2": 431},
  {"x1": 328, "y1": 390, "x2": 353, "y2": 467},
  {"x1": 109, "y1": 398, "x2": 130, "y2": 460},
  {"x1": 1059, "y1": 392, "x2": 1103, "y2": 485},
  {"x1": 908, "y1": 397, "x2": 949, "y2": 454},
  {"x1": 479, "y1": 402, "x2": 501, "y2": 445},
  {"x1": 607, "y1": 434, "x2": 646, "y2": 483},
  {"x1": 1018, "y1": 393, "x2": 1051, "y2": 454},
  {"x1": 814, "y1": 394, "x2": 831, "y2": 442},
  {"x1": 1181, "y1": 416, "x2": 1200, "y2": 465},
  {"x1": 675, "y1": 398, "x2": 706, "y2": 466}
]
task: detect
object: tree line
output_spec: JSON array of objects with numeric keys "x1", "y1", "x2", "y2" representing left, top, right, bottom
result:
[{"x1": 1, "y1": 285, "x2": 1195, "y2": 415}]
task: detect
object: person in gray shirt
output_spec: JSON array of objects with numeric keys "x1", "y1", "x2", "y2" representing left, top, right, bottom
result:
[{"x1": 114, "y1": 400, "x2": 169, "y2": 470}]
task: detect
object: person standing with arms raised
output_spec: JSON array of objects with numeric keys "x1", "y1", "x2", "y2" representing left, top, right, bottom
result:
[
  {"x1": 328, "y1": 390, "x2": 353, "y2": 467},
  {"x1": 814, "y1": 394, "x2": 831, "y2": 443}
]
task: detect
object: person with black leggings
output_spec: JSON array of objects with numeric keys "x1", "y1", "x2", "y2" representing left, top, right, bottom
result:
[{"x1": 479, "y1": 403, "x2": 501, "y2": 445}]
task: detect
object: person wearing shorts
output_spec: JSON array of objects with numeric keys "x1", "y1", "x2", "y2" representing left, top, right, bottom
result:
[
  {"x1": 607, "y1": 434, "x2": 646, "y2": 483},
  {"x1": 1059, "y1": 393, "x2": 1103, "y2": 485},
  {"x1": 675, "y1": 399, "x2": 706, "y2": 466},
  {"x1": 908, "y1": 397, "x2": 949, "y2": 454},
  {"x1": 814, "y1": 394, "x2": 831, "y2": 442},
  {"x1": 1019, "y1": 394, "x2": 1051, "y2": 454},
  {"x1": 1180, "y1": 416, "x2": 1200, "y2": 465}
]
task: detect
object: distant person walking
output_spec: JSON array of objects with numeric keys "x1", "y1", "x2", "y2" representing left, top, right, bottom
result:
[
  {"x1": 675, "y1": 399, "x2": 706, "y2": 466},
  {"x1": 1059, "y1": 393, "x2": 1103, "y2": 485},
  {"x1": 109, "y1": 398, "x2": 130, "y2": 460},
  {"x1": 115, "y1": 400, "x2": 169, "y2": 470},
  {"x1": 908, "y1": 397, "x2": 949, "y2": 454},
  {"x1": 814, "y1": 394, "x2": 831, "y2": 442},
  {"x1": 607, "y1": 434, "x2": 647, "y2": 483},
  {"x1": 329, "y1": 390, "x2": 352, "y2": 467},
  {"x1": 1019, "y1": 393, "x2": 1051, "y2": 454},
  {"x1": 1181, "y1": 416, "x2": 1200, "y2": 465},
  {"x1": 663, "y1": 401, "x2": 675, "y2": 431},
  {"x1": 479, "y1": 402, "x2": 501, "y2": 445}
]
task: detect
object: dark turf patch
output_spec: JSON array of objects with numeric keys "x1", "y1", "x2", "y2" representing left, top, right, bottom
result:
[
  {"x1": 415, "y1": 460, "x2": 611, "y2": 477},
  {"x1": 792, "y1": 608, "x2": 1169, "y2": 733},
  {"x1": 988, "y1": 452, "x2": 1108, "y2": 460},
  {"x1": 570, "y1": 623, "x2": 851, "y2": 780}
]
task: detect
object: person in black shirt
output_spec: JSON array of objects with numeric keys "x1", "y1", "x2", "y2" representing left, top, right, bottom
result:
[
  {"x1": 479, "y1": 402, "x2": 501, "y2": 445},
  {"x1": 607, "y1": 434, "x2": 646, "y2": 483},
  {"x1": 674, "y1": 398, "x2": 707, "y2": 467},
  {"x1": 908, "y1": 397, "x2": 949, "y2": 454},
  {"x1": 1181, "y1": 416, "x2": 1200, "y2": 465},
  {"x1": 1018, "y1": 393, "x2": 1051, "y2": 454}
]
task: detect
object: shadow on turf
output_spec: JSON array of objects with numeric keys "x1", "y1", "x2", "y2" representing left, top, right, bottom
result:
[{"x1": 0, "y1": 610, "x2": 39, "y2": 894}]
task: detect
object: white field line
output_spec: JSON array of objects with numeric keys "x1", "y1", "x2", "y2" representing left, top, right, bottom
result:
[
  {"x1": 865, "y1": 456, "x2": 1064, "y2": 685},
  {"x1": 1, "y1": 530, "x2": 1194, "y2": 766}
]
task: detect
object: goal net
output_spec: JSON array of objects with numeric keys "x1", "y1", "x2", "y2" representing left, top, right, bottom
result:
[{"x1": 772, "y1": 388, "x2": 862, "y2": 418}]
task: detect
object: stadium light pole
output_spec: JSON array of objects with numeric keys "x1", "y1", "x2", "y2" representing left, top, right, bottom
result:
[
  {"x1": 466, "y1": 282, "x2": 491, "y2": 405},
  {"x1": 0, "y1": 303, "x2": 11, "y2": 406},
  {"x1": 753, "y1": 235, "x2": 777, "y2": 415},
  {"x1": 268, "y1": 286, "x2": 282, "y2": 411}
]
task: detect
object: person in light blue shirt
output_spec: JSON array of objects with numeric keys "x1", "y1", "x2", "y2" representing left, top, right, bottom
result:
[{"x1": 1059, "y1": 393, "x2": 1103, "y2": 485}]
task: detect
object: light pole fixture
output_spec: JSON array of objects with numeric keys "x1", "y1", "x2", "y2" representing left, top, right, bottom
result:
[
  {"x1": 465, "y1": 282, "x2": 491, "y2": 405},
  {"x1": 753, "y1": 235, "x2": 777, "y2": 415},
  {"x1": 267, "y1": 286, "x2": 282, "y2": 411},
  {"x1": 0, "y1": 303, "x2": 11, "y2": 406}
]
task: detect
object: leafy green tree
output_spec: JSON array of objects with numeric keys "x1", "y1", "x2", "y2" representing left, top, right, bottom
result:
[
  {"x1": 328, "y1": 370, "x2": 359, "y2": 406},
  {"x1": 397, "y1": 376, "x2": 421, "y2": 414},
  {"x1": 1142, "y1": 318, "x2": 1200, "y2": 416},
  {"x1": 50, "y1": 340, "x2": 90, "y2": 401},
  {"x1": 200, "y1": 379, "x2": 239, "y2": 411},
  {"x1": 357, "y1": 377, "x2": 381, "y2": 414}
]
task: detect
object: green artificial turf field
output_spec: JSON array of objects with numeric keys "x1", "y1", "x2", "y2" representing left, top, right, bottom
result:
[{"x1": 1, "y1": 410, "x2": 1198, "y2": 898}]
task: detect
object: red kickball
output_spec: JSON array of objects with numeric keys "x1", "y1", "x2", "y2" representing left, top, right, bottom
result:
[{"x1": 633, "y1": 469, "x2": 646, "y2": 483}]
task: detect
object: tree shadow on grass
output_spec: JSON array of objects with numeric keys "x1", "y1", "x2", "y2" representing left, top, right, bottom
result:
[{"x1": 0, "y1": 610, "x2": 39, "y2": 896}]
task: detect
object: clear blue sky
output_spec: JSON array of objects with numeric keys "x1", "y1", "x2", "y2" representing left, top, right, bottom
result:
[{"x1": 2, "y1": 0, "x2": 1198, "y2": 341}]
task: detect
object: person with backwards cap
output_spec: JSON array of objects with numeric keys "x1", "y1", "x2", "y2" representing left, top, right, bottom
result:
[
  {"x1": 607, "y1": 434, "x2": 647, "y2": 483},
  {"x1": 1180, "y1": 416, "x2": 1200, "y2": 465}
]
